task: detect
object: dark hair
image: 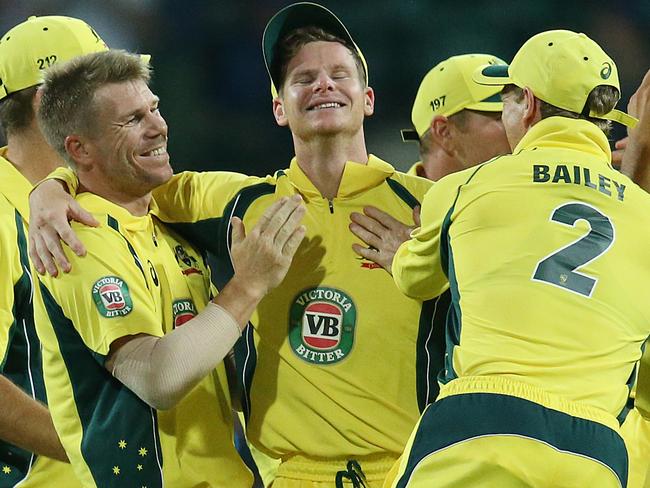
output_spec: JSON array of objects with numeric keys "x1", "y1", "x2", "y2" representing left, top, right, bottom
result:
[
  {"x1": 273, "y1": 26, "x2": 366, "y2": 93},
  {"x1": 0, "y1": 86, "x2": 38, "y2": 136},
  {"x1": 505, "y1": 84, "x2": 619, "y2": 135}
]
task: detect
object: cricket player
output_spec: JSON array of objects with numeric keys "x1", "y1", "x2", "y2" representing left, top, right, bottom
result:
[
  {"x1": 364, "y1": 30, "x2": 648, "y2": 487},
  {"x1": 400, "y1": 53, "x2": 511, "y2": 181},
  {"x1": 0, "y1": 15, "x2": 110, "y2": 487},
  {"x1": 28, "y1": 3, "x2": 440, "y2": 486},
  {"x1": 616, "y1": 68, "x2": 650, "y2": 488},
  {"x1": 349, "y1": 53, "x2": 512, "y2": 271},
  {"x1": 33, "y1": 49, "x2": 305, "y2": 487}
]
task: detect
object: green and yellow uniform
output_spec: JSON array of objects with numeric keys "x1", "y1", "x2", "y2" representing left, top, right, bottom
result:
[
  {"x1": 0, "y1": 150, "x2": 80, "y2": 487},
  {"x1": 33, "y1": 192, "x2": 252, "y2": 488},
  {"x1": 406, "y1": 162, "x2": 425, "y2": 178},
  {"x1": 152, "y1": 156, "x2": 442, "y2": 487},
  {"x1": 390, "y1": 118, "x2": 650, "y2": 487},
  {"x1": 622, "y1": 406, "x2": 650, "y2": 488}
]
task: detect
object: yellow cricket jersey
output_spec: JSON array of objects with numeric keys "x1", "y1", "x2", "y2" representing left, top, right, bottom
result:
[
  {"x1": 393, "y1": 117, "x2": 650, "y2": 420},
  {"x1": 33, "y1": 192, "x2": 252, "y2": 488},
  {"x1": 150, "y1": 156, "x2": 443, "y2": 462},
  {"x1": 406, "y1": 162, "x2": 425, "y2": 178},
  {"x1": 0, "y1": 150, "x2": 80, "y2": 487}
]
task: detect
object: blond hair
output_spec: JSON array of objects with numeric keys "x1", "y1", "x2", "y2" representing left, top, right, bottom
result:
[{"x1": 38, "y1": 50, "x2": 150, "y2": 166}]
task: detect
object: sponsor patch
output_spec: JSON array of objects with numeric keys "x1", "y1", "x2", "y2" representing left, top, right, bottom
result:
[
  {"x1": 92, "y1": 276, "x2": 133, "y2": 318},
  {"x1": 289, "y1": 287, "x2": 356, "y2": 365},
  {"x1": 172, "y1": 299, "x2": 197, "y2": 328}
]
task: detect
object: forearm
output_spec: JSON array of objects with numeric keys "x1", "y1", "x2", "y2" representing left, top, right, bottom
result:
[
  {"x1": 0, "y1": 376, "x2": 68, "y2": 462},
  {"x1": 109, "y1": 301, "x2": 245, "y2": 410}
]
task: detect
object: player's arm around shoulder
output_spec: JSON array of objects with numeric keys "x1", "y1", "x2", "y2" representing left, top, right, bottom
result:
[
  {"x1": 152, "y1": 170, "x2": 275, "y2": 223},
  {"x1": 392, "y1": 169, "x2": 472, "y2": 300}
]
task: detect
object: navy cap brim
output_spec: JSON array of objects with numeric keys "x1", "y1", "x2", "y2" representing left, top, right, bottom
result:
[{"x1": 400, "y1": 129, "x2": 420, "y2": 142}]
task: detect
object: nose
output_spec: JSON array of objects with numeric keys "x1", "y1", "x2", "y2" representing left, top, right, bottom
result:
[
  {"x1": 313, "y1": 72, "x2": 335, "y2": 93},
  {"x1": 145, "y1": 109, "x2": 168, "y2": 139}
]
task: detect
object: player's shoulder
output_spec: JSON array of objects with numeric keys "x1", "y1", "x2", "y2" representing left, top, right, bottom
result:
[{"x1": 389, "y1": 170, "x2": 433, "y2": 202}]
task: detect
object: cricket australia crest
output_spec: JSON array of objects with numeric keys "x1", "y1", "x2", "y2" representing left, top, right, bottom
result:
[{"x1": 289, "y1": 287, "x2": 356, "y2": 365}]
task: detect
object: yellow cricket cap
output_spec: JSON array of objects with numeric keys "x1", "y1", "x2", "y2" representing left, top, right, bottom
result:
[
  {"x1": 473, "y1": 30, "x2": 637, "y2": 128},
  {"x1": 0, "y1": 15, "x2": 109, "y2": 101},
  {"x1": 262, "y1": 2, "x2": 368, "y2": 98},
  {"x1": 401, "y1": 54, "x2": 506, "y2": 142}
]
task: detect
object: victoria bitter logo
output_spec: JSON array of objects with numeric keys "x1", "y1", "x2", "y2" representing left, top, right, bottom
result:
[{"x1": 289, "y1": 287, "x2": 357, "y2": 365}]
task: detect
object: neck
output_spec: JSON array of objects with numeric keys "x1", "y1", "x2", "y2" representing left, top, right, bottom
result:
[
  {"x1": 5, "y1": 126, "x2": 63, "y2": 184},
  {"x1": 77, "y1": 178, "x2": 152, "y2": 217},
  {"x1": 293, "y1": 131, "x2": 368, "y2": 199},
  {"x1": 422, "y1": 145, "x2": 465, "y2": 181}
]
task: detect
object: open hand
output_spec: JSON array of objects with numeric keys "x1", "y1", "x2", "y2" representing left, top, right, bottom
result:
[
  {"x1": 349, "y1": 205, "x2": 420, "y2": 274},
  {"x1": 28, "y1": 179, "x2": 99, "y2": 276},
  {"x1": 230, "y1": 195, "x2": 306, "y2": 297}
]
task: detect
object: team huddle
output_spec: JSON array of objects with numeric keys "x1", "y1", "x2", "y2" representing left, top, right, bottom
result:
[{"x1": 1, "y1": 3, "x2": 649, "y2": 488}]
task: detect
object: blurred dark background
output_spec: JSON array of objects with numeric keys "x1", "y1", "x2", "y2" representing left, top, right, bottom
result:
[{"x1": 2, "y1": 0, "x2": 649, "y2": 174}]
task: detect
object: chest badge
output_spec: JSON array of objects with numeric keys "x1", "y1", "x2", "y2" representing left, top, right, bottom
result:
[
  {"x1": 172, "y1": 299, "x2": 197, "y2": 328},
  {"x1": 289, "y1": 287, "x2": 356, "y2": 365}
]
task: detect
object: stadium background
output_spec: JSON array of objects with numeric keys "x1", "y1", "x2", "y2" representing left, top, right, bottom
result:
[{"x1": 1, "y1": 0, "x2": 649, "y2": 174}]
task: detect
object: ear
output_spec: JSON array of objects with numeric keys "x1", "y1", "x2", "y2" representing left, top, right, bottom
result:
[
  {"x1": 273, "y1": 97, "x2": 288, "y2": 127},
  {"x1": 64, "y1": 135, "x2": 93, "y2": 170},
  {"x1": 32, "y1": 87, "x2": 44, "y2": 113},
  {"x1": 363, "y1": 86, "x2": 375, "y2": 116},
  {"x1": 429, "y1": 115, "x2": 454, "y2": 156},
  {"x1": 522, "y1": 87, "x2": 541, "y2": 129}
]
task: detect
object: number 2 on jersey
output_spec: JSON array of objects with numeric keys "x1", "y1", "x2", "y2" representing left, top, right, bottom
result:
[{"x1": 532, "y1": 202, "x2": 614, "y2": 297}]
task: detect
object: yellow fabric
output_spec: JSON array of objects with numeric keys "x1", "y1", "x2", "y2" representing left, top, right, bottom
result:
[
  {"x1": 0, "y1": 150, "x2": 80, "y2": 486},
  {"x1": 154, "y1": 156, "x2": 433, "y2": 479},
  {"x1": 472, "y1": 30, "x2": 636, "y2": 127},
  {"x1": 621, "y1": 408, "x2": 650, "y2": 488},
  {"x1": 393, "y1": 117, "x2": 650, "y2": 418},
  {"x1": 390, "y1": 433, "x2": 622, "y2": 488},
  {"x1": 271, "y1": 454, "x2": 397, "y2": 488},
  {"x1": 409, "y1": 54, "x2": 505, "y2": 136},
  {"x1": 0, "y1": 16, "x2": 108, "y2": 100},
  {"x1": 39, "y1": 165, "x2": 79, "y2": 196},
  {"x1": 406, "y1": 162, "x2": 424, "y2": 178},
  {"x1": 637, "y1": 346, "x2": 650, "y2": 420},
  {"x1": 34, "y1": 193, "x2": 251, "y2": 487}
]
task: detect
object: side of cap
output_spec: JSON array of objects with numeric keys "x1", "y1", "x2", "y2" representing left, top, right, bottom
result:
[{"x1": 0, "y1": 15, "x2": 109, "y2": 101}]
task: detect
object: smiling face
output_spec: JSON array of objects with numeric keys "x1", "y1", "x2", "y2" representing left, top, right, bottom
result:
[
  {"x1": 84, "y1": 79, "x2": 172, "y2": 198},
  {"x1": 273, "y1": 41, "x2": 374, "y2": 141}
]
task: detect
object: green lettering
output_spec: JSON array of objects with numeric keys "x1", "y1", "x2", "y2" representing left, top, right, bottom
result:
[
  {"x1": 552, "y1": 165, "x2": 571, "y2": 183},
  {"x1": 583, "y1": 168, "x2": 597, "y2": 189},
  {"x1": 573, "y1": 165, "x2": 581, "y2": 184},
  {"x1": 613, "y1": 180, "x2": 626, "y2": 201},
  {"x1": 533, "y1": 165, "x2": 550, "y2": 182},
  {"x1": 598, "y1": 175, "x2": 611, "y2": 196}
]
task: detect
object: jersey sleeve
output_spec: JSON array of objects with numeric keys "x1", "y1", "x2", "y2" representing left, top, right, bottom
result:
[
  {"x1": 38, "y1": 226, "x2": 161, "y2": 361},
  {"x1": 0, "y1": 206, "x2": 17, "y2": 361},
  {"x1": 152, "y1": 171, "x2": 270, "y2": 223},
  {"x1": 392, "y1": 171, "x2": 466, "y2": 300},
  {"x1": 36, "y1": 166, "x2": 79, "y2": 196}
]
